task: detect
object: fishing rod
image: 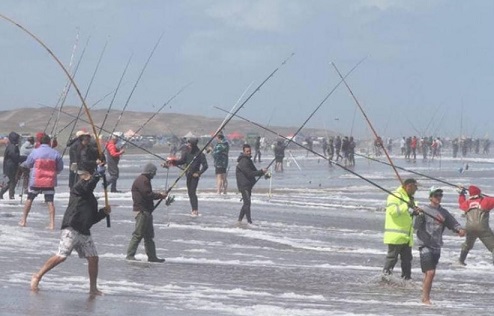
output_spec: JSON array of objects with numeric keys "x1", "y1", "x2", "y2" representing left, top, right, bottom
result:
[
  {"x1": 108, "y1": 33, "x2": 163, "y2": 137},
  {"x1": 352, "y1": 152, "x2": 461, "y2": 189},
  {"x1": 48, "y1": 36, "x2": 91, "y2": 136},
  {"x1": 62, "y1": 40, "x2": 109, "y2": 157},
  {"x1": 220, "y1": 107, "x2": 455, "y2": 227},
  {"x1": 153, "y1": 53, "x2": 295, "y2": 209},
  {"x1": 332, "y1": 62, "x2": 403, "y2": 185},
  {"x1": 44, "y1": 30, "x2": 80, "y2": 135},
  {"x1": 251, "y1": 57, "x2": 367, "y2": 184},
  {"x1": 0, "y1": 13, "x2": 111, "y2": 227},
  {"x1": 98, "y1": 54, "x2": 133, "y2": 137},
  {"x1": 123, "y1": 82, "x2": 192, "y2": 143},
  {"x1": 53, "y1": 88, "x2": 118, "y2": 137},
  {"x1": 43, "y1": 104, "x2": 172, "y2": 162}
]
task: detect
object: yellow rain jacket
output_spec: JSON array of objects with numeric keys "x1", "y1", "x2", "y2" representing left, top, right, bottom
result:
[{"x1": 383, "y1": 185, "x2": 415, "y2": 246}]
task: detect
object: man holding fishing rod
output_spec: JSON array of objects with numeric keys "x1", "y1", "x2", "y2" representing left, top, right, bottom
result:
[
  {"x1": 382, "y1": 178, "x2": 420, "y2": 281},
  {"x1": 414, "y1": 186, "x2": 465, "y2": 305},
  {"x1": 457, "y1": 185, "x2": 494, "y2": 266}
]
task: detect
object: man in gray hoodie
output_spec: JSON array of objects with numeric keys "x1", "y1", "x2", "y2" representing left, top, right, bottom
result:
[{"x1": 414, "y1": 187, "x2": 465, "y2": 305}]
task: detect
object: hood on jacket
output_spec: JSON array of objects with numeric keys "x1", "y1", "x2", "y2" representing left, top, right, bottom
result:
[
  {"x1": 8, "y1": 132, "x2": 20, "y2": 145},
  {"x1": 237, "y1": 153, "x2": 250, "y2": 162}
]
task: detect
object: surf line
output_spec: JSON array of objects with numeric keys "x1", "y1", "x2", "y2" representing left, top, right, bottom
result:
[
  {"x1": 0, "y1": 13, "x2": 111, "y2": 227},
  {"x1": 153, "y1": 53, "x2": 296, "y2": 210},
  {"x1": 218, "y1": 108, "x2": 455, "y2": 227}
]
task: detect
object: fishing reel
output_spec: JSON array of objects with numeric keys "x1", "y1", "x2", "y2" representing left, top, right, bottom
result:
[
  {"x1": 264, "y1": 171, "x2": 272, "y2": 180},
  {"x1": 165, "y1": 195, "x2": 175, "y2": 206}
]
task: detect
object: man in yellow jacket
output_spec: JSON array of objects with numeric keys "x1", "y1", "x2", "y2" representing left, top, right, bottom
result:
[{"x1": 383, "y1": 178, "x2": 419, "y2": 280}]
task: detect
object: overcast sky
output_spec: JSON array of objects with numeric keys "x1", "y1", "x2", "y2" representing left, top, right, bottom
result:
[{"x1": 0, "y1": 1, "x2": 493, "y2": 139}]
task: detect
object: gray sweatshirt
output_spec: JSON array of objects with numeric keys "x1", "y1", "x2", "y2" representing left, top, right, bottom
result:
[{"x1": 414, "y1": 204, "x2": 462, "y2": 249}]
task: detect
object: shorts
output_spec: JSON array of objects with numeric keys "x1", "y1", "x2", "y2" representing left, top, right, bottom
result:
[
  {"x1": 57, "y1": 228, "x2": 98, "y2": 258},
  {"x1": 27, "y1": 187, "x2": 55, "y2": 202},
  {"x1": 215, "y1": 167, "x2": 226, "y2": 175},
  {"x1": 419, "y1": 246, "x2": 441, "y2": 272}
]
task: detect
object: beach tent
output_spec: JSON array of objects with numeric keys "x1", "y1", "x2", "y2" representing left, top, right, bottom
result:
[
  {"x1": 184, "y1": 131, "x2": 196, "y2": 138},
  {"x1": 227, "y1": 131, "x2": 244, "y2": 140}
]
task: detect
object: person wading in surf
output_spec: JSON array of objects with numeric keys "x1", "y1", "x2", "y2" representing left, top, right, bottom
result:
[
  {"x1": 457, "y1": 185, "x2": 494, "y2": 266},
  {"x1": 382, "y1": 178, "x2": 419, "y2": 281},
  {"x1": 415, "y1": 187, "x2": 465, "y2": 305}
]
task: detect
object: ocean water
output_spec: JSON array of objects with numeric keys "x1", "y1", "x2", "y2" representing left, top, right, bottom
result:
[{"x1": 1, "y1": 149, "x2": 494, "y2": 315}]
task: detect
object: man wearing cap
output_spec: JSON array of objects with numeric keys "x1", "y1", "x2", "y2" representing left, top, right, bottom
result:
[
  {"x1": 457, "y1": 185, "x2": 494, "y2": 265},
  {"x1": 30, "y1": 161, "x2": 110, "y2": 295},
  {"x1": 105, "y1": 134, "x2": 125, "y2": 193},
  {"x1": 415, "y1": 187, "x2": 465, "y2": 305},
  {"x1": 382, "y1": 178, "x2": 419, "y2": 280},
  {"x1": 165, "y1": 137, "x2": 208, "y2": 216},
  {"x1": 126, "y1": 163, "x2": 167, "y2": 262},
  {"x1": 19, "y1": 134, "x2": 64, "y2": 230}
]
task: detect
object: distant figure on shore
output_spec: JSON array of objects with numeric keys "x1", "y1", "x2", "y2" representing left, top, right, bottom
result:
[
  {"x1": 212, "y1": 133, "x2": 229, "y2": 194},
  {"x1": 253, "y1": 136, "x2": 261, "y2": 163},
  {"x1": 274, "y1": 140, "x2": 285, "y2": 173}
]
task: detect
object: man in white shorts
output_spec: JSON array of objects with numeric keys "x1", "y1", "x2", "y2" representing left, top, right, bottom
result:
[{"x1": 30, "y1": 161, "x2": 110, "y2": 296}]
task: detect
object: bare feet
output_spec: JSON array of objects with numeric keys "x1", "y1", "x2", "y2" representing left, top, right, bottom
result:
[
  {"x1": 47, "y1": 225, "x2": 54, "y2": 230},
  {"x1": 422, "y1": 299, "x2": 432, "y2": 305},
  {"x1": 19, "y1": 220, "x2": 26, "y2": 227},
  {"x1": 89, "y1": 289, "x2": 103, "y2": 296},
  {"x1": 31, "y1": 274, "x2": 40, "y2": 292}
]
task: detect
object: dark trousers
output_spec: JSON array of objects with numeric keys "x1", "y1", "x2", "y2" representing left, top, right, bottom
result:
[
  {"x1": 186, "y1": 174, "x2": 199, "y2": 210},
  {"x1": 69, "y1": 171, "x2": 76, "y2": 189},
  {"x1": 107, "y1": 173, "x2": 119, "y2": 192},
  {"x1": 383, "y1": 244, "x2": 413, "y2": 279},
  {"x1": 238, "y1": 188, "x2": 252, "y2": 223},
  {"x1": 253, "y1": 149, "x2": 261, "y2": 162},
  {"x1": 0, "y1": 170, "x2": 18, "y2": 199}
]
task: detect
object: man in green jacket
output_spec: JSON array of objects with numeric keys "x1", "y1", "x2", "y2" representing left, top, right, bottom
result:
[{"x1": 382, "y1": 178, "x2": 419, "y2": 280}]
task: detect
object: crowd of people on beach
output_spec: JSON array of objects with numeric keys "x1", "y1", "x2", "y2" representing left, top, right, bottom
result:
[
  {"x1": 377, "y1": 136, "x2": 491, "y2": 162},
  {"x1": 2, "y1": 128, "x2": 494, "y2": 305}
]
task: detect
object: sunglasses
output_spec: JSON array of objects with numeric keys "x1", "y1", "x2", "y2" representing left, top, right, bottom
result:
[{"x1": 432, "y1": 193, "x2": 443, "y2": 198}]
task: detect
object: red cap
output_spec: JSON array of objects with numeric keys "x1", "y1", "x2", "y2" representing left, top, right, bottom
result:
[{"x1": 468, "y1": 185, "x2": 481, "y2": 196}]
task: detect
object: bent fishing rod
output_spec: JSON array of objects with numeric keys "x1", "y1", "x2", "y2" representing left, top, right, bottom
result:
[
  {"x1": 153, "y1": 53, "x2": 295, "y2": 210},
  {"x1": 0, "y1": 13, "x2": 111, "y2": 226},
  {"x1": 220, "y1": 108, "x2": 453, "y2": 227},
  {"x1": 251, "y1": 57, "x2": 367, "y2": 185},
  {"x1": 332, "y1": 62, "x2": 403, "y2": 185}
]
